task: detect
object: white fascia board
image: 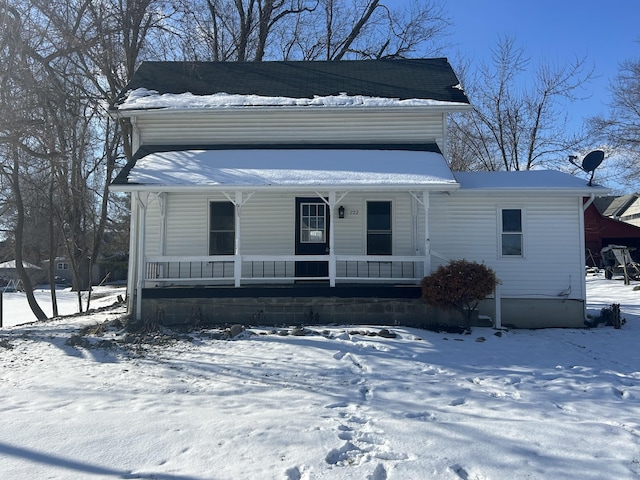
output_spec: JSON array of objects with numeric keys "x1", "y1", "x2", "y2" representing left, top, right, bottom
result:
[
  {"x1": 451, "y1": 186, "x2": 609, "y2": 197},
  {"x1": 109, "y1": 183, "x2": 461, "y2": 194},
  {"x1": 112, "y1": 103, "x2": 473, "y2": 119}
]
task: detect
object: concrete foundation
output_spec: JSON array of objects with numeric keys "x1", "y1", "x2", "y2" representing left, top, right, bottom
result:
[{"x1": 138, "y1": 287, "x2": 586, "y2": 329}]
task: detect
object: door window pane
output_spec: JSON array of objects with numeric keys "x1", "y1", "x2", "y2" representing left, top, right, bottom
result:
[{"x1": 300, "y1": 202, "x2": 326, "y2": 243}]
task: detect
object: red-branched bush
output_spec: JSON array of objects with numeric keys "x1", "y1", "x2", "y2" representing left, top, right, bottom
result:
[{"x1": 421, "y1": 259, "x2": 498, "y2": 330}]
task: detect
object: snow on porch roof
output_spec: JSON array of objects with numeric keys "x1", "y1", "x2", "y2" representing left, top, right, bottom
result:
[
  {"x1": 454, "y1": 170, "x2": 610, "y2": 194},
  {"x1": 113, "y1": 147, "x2": 459, "y2": 191}
]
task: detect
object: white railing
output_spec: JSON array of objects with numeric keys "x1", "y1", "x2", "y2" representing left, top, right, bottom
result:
[{"x1": 143, "y1": 254, "x2": 426, "y2": 286}]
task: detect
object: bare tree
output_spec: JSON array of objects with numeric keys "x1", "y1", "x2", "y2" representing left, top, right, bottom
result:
[
  {"x1": 588, "y1": 55, "x2": 640, "y2": 190},
  {"x1": 449, "y1": 36, "x2": 593, "y2": 172},
  {"x1": 175, "y1": 0, "x2": 450, "y2": 61}
]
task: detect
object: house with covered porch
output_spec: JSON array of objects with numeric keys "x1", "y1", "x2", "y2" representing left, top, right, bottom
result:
[{"x1": 110, "y1": 59, "x2": 607, "y2": 328}]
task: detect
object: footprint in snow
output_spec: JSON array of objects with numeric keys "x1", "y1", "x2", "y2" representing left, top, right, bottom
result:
[
  {"x1": 284, "y1": 465, "x2": 310, "y2": 480},
  {"x1": 449, "y1": 397, "x2": 466, "y2": 407},
  {"x1": 613, "y1": 387, "x2": 630, "y2": 399},
  {"x1": 405, "y1": 411, "x2": 437, "y2": 421},
  {"x1": 333, "y1": 351, "x2": 346, "y2": 361},
  {"x1": 367, "y1": 463, "x2": 388, "y2": 480},
  {"x1": 450, "y1": 463, "x2": 470, "y2": 479}
]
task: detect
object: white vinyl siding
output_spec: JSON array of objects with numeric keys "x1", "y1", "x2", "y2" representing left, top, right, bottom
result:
[
  {"x1": 133, "y1": 109, "x2": 446, "y2": 151},
  {"x1": 141, "y1": 190, "x2": 584, "y2": 301},
  {"x1": 430, "y1": 193, "x2": 583, "y2": 300},
  {"x1": 143, "y1": 197, "x2": 162, "y2": 256},
  {"x1": 149, "y1": 192, "x2": 417, "y2": 257}
]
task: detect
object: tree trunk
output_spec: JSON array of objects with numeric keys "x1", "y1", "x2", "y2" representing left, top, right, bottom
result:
[{"x1": 11, "y1": 148, "x2": 47, "y2": 321}]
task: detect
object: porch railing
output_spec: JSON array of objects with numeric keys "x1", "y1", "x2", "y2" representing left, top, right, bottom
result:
[{"x1": 143, "y1": 254, "x2": 426, "y2": 286}]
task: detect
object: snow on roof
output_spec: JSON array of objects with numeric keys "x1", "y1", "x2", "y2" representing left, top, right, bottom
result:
[
  {"x1": 454, "y1": 170, "x2": 609, "y2": 193},
  {"x1": 118, "y1": 88, "x2": 468, "y2": 111},
  {"x1": 0, "y1": 260, "x2": 42, "y2": 270},
  {"x1": 121, "y1": 149, "x2": 458, "y2": 190}
]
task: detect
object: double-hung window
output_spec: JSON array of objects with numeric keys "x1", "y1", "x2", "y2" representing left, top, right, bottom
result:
[
  {"x1": 209, "y1": 202, "x2": 235, "y2": 255},
  {"x1": 500, "y1": 208, "x2": 523, "y2": 257},
  {"x1": 367, "y1": 201, "x2": 392, "y2": 255}
]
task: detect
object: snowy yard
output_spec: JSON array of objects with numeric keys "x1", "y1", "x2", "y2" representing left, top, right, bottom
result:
[{"x1": 1, "y1": 273, "x2": 639, "y2": 479}]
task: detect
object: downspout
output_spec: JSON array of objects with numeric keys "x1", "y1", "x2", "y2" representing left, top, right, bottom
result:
[
  {"x1": 583, "y1": 193, "x2": 595, "y2": 212},
  {"x1": 494, "y1": 283, "x2": 502, "y2": 329},
  {"x1": 580, "y1": 194, "x2": 594, "y2": 323}
]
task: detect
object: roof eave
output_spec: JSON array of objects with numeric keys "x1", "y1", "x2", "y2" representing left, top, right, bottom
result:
[
  {"x1": 453, "y1": 185, "x2": 610, "y2": 196},
  {"x1": 109, "y1": 182, "x2": 461, "y2": 194},
  {"x1": 110, "y1": 103, "x2": 473, "y2": 118}
]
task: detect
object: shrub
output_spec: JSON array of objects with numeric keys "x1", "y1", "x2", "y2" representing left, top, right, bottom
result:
[{"x1": 421, "y1": 259, "x2": 498, "y2": 331}]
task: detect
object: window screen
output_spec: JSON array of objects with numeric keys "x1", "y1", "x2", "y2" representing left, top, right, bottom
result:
[
  {"x1": 209, "y1": 202, "x2": 235, "y2": 255},
  {"x1": 367, "y1": 201, "x2": 392, "y2": 255}
]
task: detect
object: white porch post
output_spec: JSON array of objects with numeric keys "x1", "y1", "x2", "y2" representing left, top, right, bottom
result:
[
  {"x1": 135, "y1": 192, "x2": 149, "y2": 321},
  {"x1": 329, "y1": 191, "x2": 336, "y2": 287},
  {"x1": 234, "y1": 191, "x2": 243, "y2": 287},
  {"x1": 126, "y1": 193, "x2": 139, "y2": 315},
  {"x1": 423, "y1": 191, "x2": 431, "y2": 277},
  {"x1": 157, "y1": 193, "x2": 167, "y2": 256}
]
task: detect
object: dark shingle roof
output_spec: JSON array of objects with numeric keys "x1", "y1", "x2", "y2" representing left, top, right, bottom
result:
[
  {"x1": 594, "y1": 194, "x2": 639, "y2": 217},
  {"x1": 116, "y1": 58, "x2": 469, "y2": 106}
]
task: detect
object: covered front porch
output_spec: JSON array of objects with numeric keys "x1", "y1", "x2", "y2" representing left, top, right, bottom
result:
[{"x1": 116, "y1": 145, "x2": 461, "y2": 322}]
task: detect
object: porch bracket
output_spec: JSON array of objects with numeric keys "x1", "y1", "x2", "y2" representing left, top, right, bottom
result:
[
  {"x1": 409, "y1": 191, "x2": 425, "y2": 206},
  {"x1": 314, "y1": 190, "x2": 349, "y2": 207}
]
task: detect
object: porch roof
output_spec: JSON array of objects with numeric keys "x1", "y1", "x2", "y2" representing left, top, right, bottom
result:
[
  {"x1": 111, "y1": 145, "x2": 459, "y2": 192},
  {"x1": 453, "y1": 171, "x2": 610, "y2": 195}
]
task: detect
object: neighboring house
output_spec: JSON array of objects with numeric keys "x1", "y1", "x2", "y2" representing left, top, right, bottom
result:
[
  {"x1": 43, "y1": 256, "x2": 126, "y2": 286},
  {"x1": 584, "y1": 196, "x2": 640, "y2": 266},
  {"x1": 0, "y1": 260, "x2": 46, "y2": 287},
  {"x1": 595, "y1": 194, "x2": 640, "y2": 227},
  {"x1": 109, "y1": 59, "x2": 608, "y2": 328}
]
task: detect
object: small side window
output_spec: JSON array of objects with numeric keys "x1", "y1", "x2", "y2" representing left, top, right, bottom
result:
[{"x1": 500, "y1": 208, "x2": 523, "y2": 257}]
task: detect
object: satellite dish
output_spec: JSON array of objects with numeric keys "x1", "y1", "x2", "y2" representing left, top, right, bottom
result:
[
  {"x1": 571, "y1": 150, "x2": 605, "y2": 186},
  {"x1": 582, "y1": 150, "x2": 605, "y2": 173}
]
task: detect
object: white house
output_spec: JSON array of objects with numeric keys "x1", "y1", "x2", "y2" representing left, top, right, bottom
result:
[{"x1": 109, "y1": 59, "x2": 607, "y2": 328}]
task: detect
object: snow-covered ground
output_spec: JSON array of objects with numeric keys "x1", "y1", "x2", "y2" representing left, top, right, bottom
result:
[
  {"x1": 0, "y1": 272, "x2": 639, "y2": 479},
  {"x1": 1, "y1": 286, "x2": 127, "y2": 328}
]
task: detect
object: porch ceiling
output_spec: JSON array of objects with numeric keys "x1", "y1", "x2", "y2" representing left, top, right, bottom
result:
[{"x1": 111, "y1": 145, "x2": 459, "y2": 192}]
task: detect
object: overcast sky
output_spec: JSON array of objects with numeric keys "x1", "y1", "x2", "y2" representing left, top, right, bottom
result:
[{"x1": 444, "y1": 0, "x2": 639, "y2": 134}]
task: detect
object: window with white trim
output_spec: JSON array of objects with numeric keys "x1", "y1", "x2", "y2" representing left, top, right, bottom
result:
[
  {"x1": 367, "y1": 201, "x2": 392, "y2": 255},
  {"x1": 209, "y1": 202, "x2": 235, "y2": 255},
  {"x1": 500, "y1": 208, "x2": 523, "y2": 257}
]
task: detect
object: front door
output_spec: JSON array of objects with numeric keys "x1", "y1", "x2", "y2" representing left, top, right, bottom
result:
[{"x1": 295, "y1": 197, "x2": 330, "y2": 278}]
